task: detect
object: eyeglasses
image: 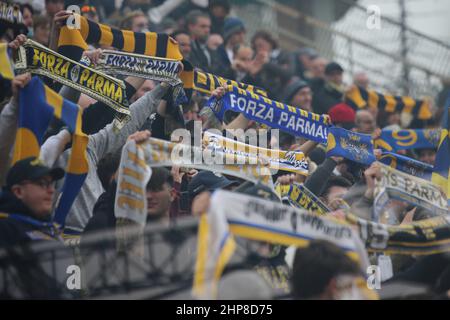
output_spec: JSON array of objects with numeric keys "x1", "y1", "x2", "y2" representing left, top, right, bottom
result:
[{"x1": 20, "y1": 179, "x2": 55, "y2": 189}]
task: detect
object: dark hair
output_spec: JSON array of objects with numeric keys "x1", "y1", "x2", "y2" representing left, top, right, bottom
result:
[
  {"x1": 147, "y1": 167, "x2": 173, "y2": 191},
  {"x1": 171, "y1": 30, "x2": 190, "y2": 39},
  {"x1": 417, "y1": 148, "x2": 437, "y2": 156},
  {"x1": 251, "y1": 30, "x2": 278, "y2": 50},
  {"x1": 321, "y1": 175, "x2": 352, "y2": 199},
  {"x1": 209, "y1": 0, "x2": 231, "y2": 13},
  {"x1": 186, "y1": 10, "x2": 210, "y2": 27},
  {"x1": 291, "y1": 240, "x2": 360, "y2": 299},
  {"x1": 96, "y1": 149, "x2": 122, "y2": 190},
  {"x1": 20, "y1": 4, "x2": 34, "y2": 16}
]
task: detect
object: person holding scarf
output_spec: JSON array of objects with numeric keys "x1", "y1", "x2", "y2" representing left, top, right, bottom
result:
[{"x1": 0, "y1": 157, "x2": 65, "y2": 247}]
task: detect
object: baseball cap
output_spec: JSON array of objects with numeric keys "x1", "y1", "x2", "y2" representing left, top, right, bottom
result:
[
  {"x1": 188, "y1": 170, "x2": 239, "y2": 198},
  {"x1": 6, "y1": 157, "x2": 64, "y2": 189},
  {"x1": 325, "y1": 62, "x2": 344, "y2": 75},
  {"x1": 234, "y1": 182, "x2": 280, "y2": 202},
  {"x1": 296, "y1": 47, "x2": 319, "y2": 59}
]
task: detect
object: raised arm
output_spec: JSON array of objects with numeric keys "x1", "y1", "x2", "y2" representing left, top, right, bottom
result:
[{"x1": 88, "y1": 82, "x2": 170, "y2": 162}]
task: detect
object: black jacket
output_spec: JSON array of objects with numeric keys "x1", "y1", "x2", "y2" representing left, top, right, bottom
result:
[
  {"x1": 0, "y1": 190, "x2": 75, "y2": 299},
  {"x1": 190, "y1": 41, "x2": 231, "y2": 77},
  {"x1": 311, "y1": 80, "x2": 344, "y2": 115},
  {"x1": 0, "y1": 190, "x2": 62, "y2": 248},
  {"x1": 82, "y1": 182, "x2": 117, "y2": 236}
]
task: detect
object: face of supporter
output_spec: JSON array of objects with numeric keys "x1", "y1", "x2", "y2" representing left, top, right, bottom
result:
[
  {"x1": 387, "y1": 112, "x2": 401, "y2": 125},
  {"x1": 45, "y1": 0, "x2": 65, "y2": 17},
  {"x1": 34, "y1": 23, "x2": 50, "y2": 46},
  {"x1": 299, "y1": 54, "x2": 314, "y2": 70},
  {"x1": 324, "y1": 186, "x2": 349, "y2": 207},
  {"x1": 82, "y1": 12, "x2": 100, "y2": 23},
  {"x1": 132, "y1": 15, "x2": 149, "y2": 32},
  {"x1": 233, "y1": 46, "x2": 253, "y2": 72},
  {"x1": 253, "y1": 37, "x2": 273, "y2": 54},
  {"x1": 354, "y1": 73, "x2": 369, "y2": 89},
  {"x1": 146, "y1": 183, "x2": 174, "y2": 219},
  {"x1": 368, "y1": 106, "x2": 378, "y2": 121},
  {"x1": 211, "y1": 6, "x2": 228, "y2": 19},
  {"x1": 190, "y1": 17, "x2": 211, "y2": 43},
  {"x1": 419, "y1": 150, "x2": 436, "y2": 165},
  {"x1": 22, "y1": 7, "x2": 33, "y2": 28},
  {"x1": 311, "y1": 58, "x2": 327, "y2": 79},
  {"x1": 132, "y1": 80, "x2": 155, "y2": 102},
  {"x1": 228, "y1": 30, "x2": 246, "y2": 47},
  {"x1": 356, "y1": 111, "x2": 376, "y2": 134},
  {"x1": 11, "y1": 176, "x2": 56, "y2": 219},
  {"x1": 329, "y1": 275, "x2": 370, "y2": 300},
  {"x1": 290, "y1": 87, "x2": 312, "y2": 111},
  {"x1": 326, "y1": 71, "x2": 343, "y2": 86},
  {"x1": 175, "y1": 33, "x2": 192, "y2": 57},
  {"x1": 207, "y1": 34, "x2": 223, "y2": 50}
]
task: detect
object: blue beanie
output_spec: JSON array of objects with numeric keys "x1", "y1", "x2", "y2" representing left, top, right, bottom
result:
[{"x1": 223, "y1": 17, "x2": 245, "y2": 41}]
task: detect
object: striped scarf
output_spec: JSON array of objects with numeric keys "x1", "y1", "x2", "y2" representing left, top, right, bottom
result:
[
  {"x1": 57, "y1": 14, "x2": 182, "y2": 62},
  {"x1": 345, "y1": 85, "x2": 432, "y2": 120}
]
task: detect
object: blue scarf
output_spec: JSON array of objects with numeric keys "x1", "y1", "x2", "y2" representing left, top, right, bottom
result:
[
  {"x1": 206, "y1": 86, "x2": 331, "y2": 143},
  {"x1": 326, "y1": 127, "x2": 376, "y2": 165},
  {"x1": 379, "y1": 152, "x2": 433, "y2": 180},
  {"x1": 376, "y1": 129, "x2": 440, "y2": 151}
]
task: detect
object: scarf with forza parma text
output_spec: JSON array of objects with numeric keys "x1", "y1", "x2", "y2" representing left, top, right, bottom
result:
[{"x1": 58, "y1": 14, "x2": 267, "y2": 100}]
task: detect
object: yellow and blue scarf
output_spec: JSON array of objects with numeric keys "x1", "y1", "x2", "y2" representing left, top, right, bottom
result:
[
  {"x1": 275, "y1": 182, "x2": 330, "y2": 214},
  {"x1": 432, "y1": 99, "x2": 450, "y2": 205},
  {"x1": 379, "y1": 152, "x2": 433, "y2": 180},
  {"x1": 376, "y1": 129, "x2": 440, "y2": 151},
  {"x1": 346, "y1": 85, "x2": 432, "y2": 120},
  {"x1": 57, "y1": 15, "x2": 265, "y2": 102},
  {"x1": 0, "y1": 43, "x2": 14, "y2": 80},
  {"x1": 193, "y1": 190, "x2": 368, "y2": 299},
  {"x1": 326, "y1": 127, "x2": 376, "y2": 165},
  {"x1": 58, "y1": 14, "x2": 182, "y2": 62},
  {"x1": 12, "y1": 76, "x2": 88, "y2": 226},
  {"x1": 206, "y1": 85, "x2": 331, "y2": 143}
]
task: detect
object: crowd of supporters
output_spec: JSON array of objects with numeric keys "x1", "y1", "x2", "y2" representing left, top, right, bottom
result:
[{"x1": 0, "y1": 0, "x2": 449, "y2": 300}]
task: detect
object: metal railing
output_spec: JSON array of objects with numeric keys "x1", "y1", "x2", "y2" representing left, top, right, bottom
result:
[
  {"x1": 0, "y1": 217, "x2": 200, "y2": 299},
  {"x1": 0, "y1": 217, "x2": 263, "y2": 299}
]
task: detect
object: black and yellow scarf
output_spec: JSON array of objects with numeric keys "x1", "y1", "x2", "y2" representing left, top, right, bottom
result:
[
  {"x1": 58, "y1": 14, "x2": 182, "y2": 62},
  {"x1": 345, "y1": 85, "x2": 432, "y2": 120}
]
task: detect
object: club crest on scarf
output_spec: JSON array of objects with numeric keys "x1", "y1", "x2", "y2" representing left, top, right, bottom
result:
[
  {"x1": 341, "y1": 134, "x2": 370, "y2": 163},
  {"x1": 327, "y1": 127, "x2": 375, "y2": 165},
  {"x1": 424, "y1": 129, "x2": 441, "y2": 146}
]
